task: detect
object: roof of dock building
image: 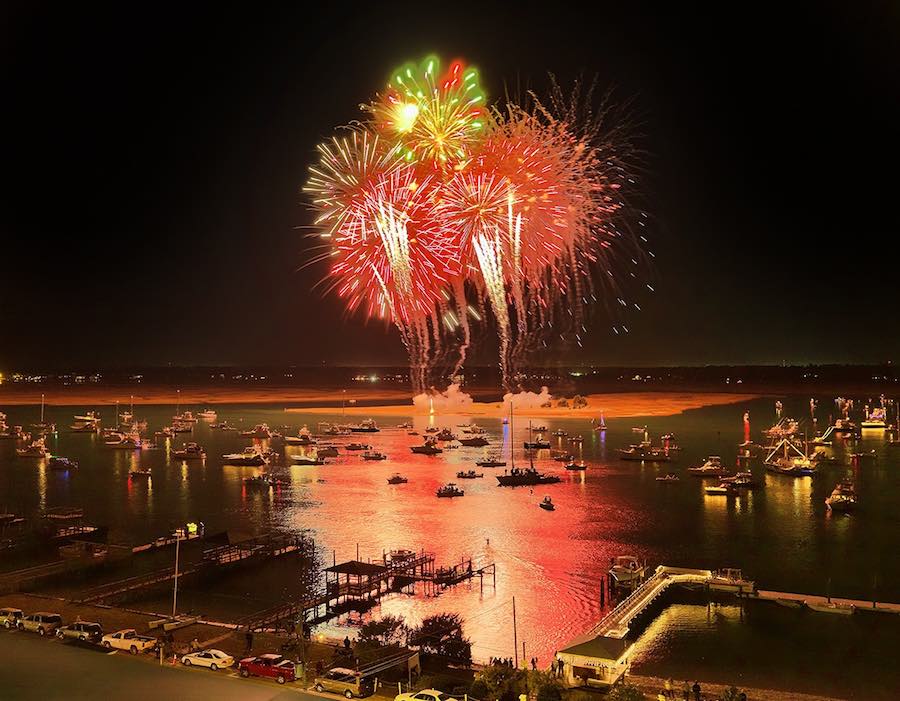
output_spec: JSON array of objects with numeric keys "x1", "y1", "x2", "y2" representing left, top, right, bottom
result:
[{"x1": 325, "y1": 560, "x2": 388, "y2": 577}]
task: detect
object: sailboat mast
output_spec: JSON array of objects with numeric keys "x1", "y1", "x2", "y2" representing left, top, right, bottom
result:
[
  {"x1": 510, "y1": 403, "x2": 515, "y2": 470},
  {"x1": 40, "y1": 393, "x2": 45, "y2": 423}
]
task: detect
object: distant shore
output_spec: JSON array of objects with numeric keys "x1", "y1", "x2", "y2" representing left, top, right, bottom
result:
[
  {"x1": 0, "y1": 385, "x2": 762, "y2": 418},
  {"x1": 286, "y1": 391, "x2": 761, "y2": 419}
]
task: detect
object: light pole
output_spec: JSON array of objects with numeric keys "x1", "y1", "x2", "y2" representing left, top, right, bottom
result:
[{"x1": 172, "y1": 533, "x2": 182, "y2": 618}]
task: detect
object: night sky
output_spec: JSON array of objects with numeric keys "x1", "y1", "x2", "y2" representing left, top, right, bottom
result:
[{"x1": 4, "y1": 3, "x2": 899, "y2": 369}]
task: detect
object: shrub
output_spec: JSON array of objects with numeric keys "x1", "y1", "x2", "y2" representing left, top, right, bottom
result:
[{"x1": 607, "y1": 682, "x2": 647, "y2": 701}]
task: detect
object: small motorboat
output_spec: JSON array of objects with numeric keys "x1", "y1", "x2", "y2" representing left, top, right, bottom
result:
[
  {"x1": 825, "y1": 479, "x2": 857, "y2": 512},
  {"x1": 172, "y1": 442, "x2": 206, "y2": 460},
  {"x1": 656, "y1": 473, "x2": 680, "y2": 482},
  {"x1": 387, "y1": 474, "x2": 408, "y2": 485},
  {"x1": 564, "y1": 460, "x2": 587, "y2": 471},
  {"x1": 410, "y1": 440, "x2": 442, "y2": 455},
  {"x1": 362, "y1": 451, "x2": 387, "y2": 461},
  {"x1": 350, "y1": 419, "x2": 380, "y2": 433},
  {"x1": 687, "y1": 456, "x2": 727, "y2": 477},
  {"x1": 48, "y1": 456, "x2": 78, "y2": 471},
  {"x1": 705, "y1": 482, "x2": 736, "y2": 496},
  {"x1": 552, "y1": 429, "x2": 568, "y2": 437},
  {"x1": 436, "y1": 483, "x2": 464, "y2": 498},
  {"x1": 240, "y1": 424, "x2": 272, "y2": 439},
  {"x1": 568, "y1": 435, "x2": 583, "y2": 444},
  {"x1": 209, "y1": 421, "x2": 238, "y2": 432},
  {"x1": 458, "y1": 436, "x2": 489, "y2": 447},
  {"x1": 475, "y1": 455, "x2": 506, "y2": 468},
  {"x1": 292, "y1": 455, "x2": 326, "y2": 466},
  {"x1": 345, "y1": 443, "x2": 371, "y2": 451},
  {"x1": 553, "y1": 453, "x2": 574, "y2": 462},
  {"x1": 396, "y1": 422, "x2": 413, "y2": 429},
  {"x1": 436, "y1": 428, "x2": 456, "y2": 442},
  {"x1": 316, "y1": 445, "x2": 339, "y2": 458},
  {"x1": 456, "y1": 470, "x2": 484, "y2": 479},
  {"x1": 129, "y1": 469, "x2": 152, "y2": 479},
  {"x1": 243, "y1": 474, "x2": 285, "y2": 488},
  {"x1": 539, "y1": 496, "x2": 556, "y2": 511},
  {"x1": 222, "y1": 447, "x2": 268, "y2": 466}
]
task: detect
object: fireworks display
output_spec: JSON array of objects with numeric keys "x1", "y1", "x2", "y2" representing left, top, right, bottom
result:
[{"x1": 304, "y1": 56, "x2": 647, "y2": 391}]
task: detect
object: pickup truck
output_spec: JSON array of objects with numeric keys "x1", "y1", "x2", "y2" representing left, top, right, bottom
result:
[
  {"x1": 238, "y1": 653, "x2": 297, "y2": 684},
  {"x1": 101, "y1": 629, "x2": 157, "y2": 654}
]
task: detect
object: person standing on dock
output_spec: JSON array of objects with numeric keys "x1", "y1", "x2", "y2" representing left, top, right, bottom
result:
[
  {"x1": 682, "y1": 680, "x2": 691, "y2": 700},
  {"x1": 692, "y1": 681, "x2": 701, "y2": 701}
]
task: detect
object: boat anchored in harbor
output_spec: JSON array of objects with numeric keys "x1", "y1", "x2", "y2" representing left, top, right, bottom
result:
[
  {"x1": 436, "y1": 483, "x2": 464, "y2": 498},
  {"x1": 825, "y1": 479, "x2": 857, "y2": 512}
]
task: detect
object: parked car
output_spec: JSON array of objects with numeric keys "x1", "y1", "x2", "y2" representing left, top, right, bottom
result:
[
  {"x1": 238, "y1": 653, "x2": 297, "y2": 684},
  {"x1": 18, "y1": 612, "x2": 63, "y2": 636},
  {"x1": 101, "y1": 629, "x2": 157, "y2": 654},
  {"x1": 57, "y1": 621, "x2": 103, "y2": 643},
  {"x1": 181, "y1": 648, "x2": 234, "y2": 670},
  {"x1": 314, "y1": 667, "x2": 374, "y2": 698},
  {"x1": 394, "y1": 690, "x2": 455, "y2": 701},
  {"x1": 1, "y1": 607, "x2": 24, "y2": 629}
]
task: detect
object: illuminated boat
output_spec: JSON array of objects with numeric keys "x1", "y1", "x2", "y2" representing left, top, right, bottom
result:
[
  {"x1": 523, "y1": 422, "x2": 551, "y2": 449},
  {"x1": 172, "y1": 442, "x2": 206, "y2": 460},
  {"x1": 410, "y1": 439, "x2": 442, "y2": 455},
  {"x1": 48, "y1": 456, "x2": 78, "y2": 471},
  {"x1": 436, "y1": 428, "x2": 456, "y2": 441},
  {"x1": 704, "y1": 482, "x2": 735, "y2": 496},
  {"x1": 721, "y1": 471, "x2": 758, "y2": 489},
  {"x1": 129, "y1": 469, "x2": 152, "y2": 479},
  {"x1": 209, "y1": 421, "x2": 238, "y2": 432},
  {"x1": 825, "y1": 480, "x2": 857, "y2": 512},
  {"x1": 608, "y1": 555, "x2": 645, "y2": 587},
  {"x1": 197, "y1": 409, "x2": 217, "y2": 420},
  {"x1": 284, "y1": 425, "x2": 316, "y2": 445},
  {"x1": 350, "y1": 419, "x2": 380, "y2": 433},
  {"x1": 764, "y1": 439, "x2": 817, "y2": 476},
  {"x1": 564, "y1": 460, "x2": 587, "y2": 471},
  {"x1": 243, "y1": 474, "x2": 285, "y2": 488},
  {"x1": 173, "y1": 410, "x2": 198, "y2": 423},
  {"x1": 618, "y1": 445, "x2": 672, "y2": 462},
  {"x1": 687, "y1": 456, "x2": 727, "y2": 477},
  {"x1": 240, "y1": 423, "x2": 272, "y2": 438},
  {"x1": 552, "y1": 429, "x2": 568, "y2": 437},
  {"x1": 655, "y1": 473, "x2": 680, "y2": 482},
  {"x1": 496, "y1": 467, "x2": 561, "y2": 487},
  {"x1": 861, "y1": 406, "x2": 887, "y2": 429},
  {"x1": 345, "y1": 442, "x2": 371, "y2": 451},
  {"x1": 458, "y1": 436, "x2": 489, "y2": 447},
  {"x1": 476, "y1": 455, "x2": 506, "y2": 467},
  {"x1": 456, "y1": 470, "x2": 484, "y2": 479},
  {"x1": 0, "y1": 414, "x2": 25, "y2": 440},
  {"x1": 222, "y1": 447, "x2": 268, "y2": 466}
]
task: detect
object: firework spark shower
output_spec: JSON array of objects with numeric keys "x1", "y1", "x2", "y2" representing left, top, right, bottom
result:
[{"x1": 304, "y1": 55, "x2": 647, "y2": 392}]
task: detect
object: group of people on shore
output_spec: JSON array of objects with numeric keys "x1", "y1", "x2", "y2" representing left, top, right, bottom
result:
[{"x1": 657, "y1": 678, "x2": 747, "y2": 701}]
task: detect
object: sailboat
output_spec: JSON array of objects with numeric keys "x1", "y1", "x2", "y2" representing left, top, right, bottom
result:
[
  {"x1": 498, "y1": 404, "x2": 560, "y2": 487},
  {"x1": 523, "y1": 421, "x2": 550, "y2": 450},
  {"x1": 30, "y1": 394, "x2": 55, "y2": 434},
  {"x1": 764, "y1": 438, "x2": 817, "y2": 476}
]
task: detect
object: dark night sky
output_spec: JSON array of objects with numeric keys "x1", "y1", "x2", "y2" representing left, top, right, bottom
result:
[{"x1": 3, "y1": 3, "x2": 899, "y2": 369}]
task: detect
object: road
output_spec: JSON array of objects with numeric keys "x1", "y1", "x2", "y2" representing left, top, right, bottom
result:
[{"x1": 2, "y1": 630, "x2": 320, "y2": 701}]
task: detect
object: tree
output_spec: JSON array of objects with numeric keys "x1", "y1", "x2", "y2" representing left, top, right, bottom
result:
[
  {"x1": 472, "y1": 665, "x2": 527, "y2": 701},
  {"x1": 572, "y1": 395, "x2": 588, "y2": 409},
  {"x1": 530, "y1": 670, "x2": 563, "y2": 701},
  {"x1": 721, "y1": 687, "x2": 745, "y2": 701},
  {"x1": 607, "y1": 682, "x2": 647, "y2": 701},
  {"x1": 410, "y1": 613, "x2": 472, "y2": 665},
  {"x1": 357, "y1": 615, "x2": 408, "y2": 648}
]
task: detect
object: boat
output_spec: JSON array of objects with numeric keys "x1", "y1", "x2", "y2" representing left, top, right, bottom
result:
[
  {"x1": 129, "y1": 469, "x2": 152, "y2": 479},
  {"x1": 539, "y1": 496, "x2": 556, "y2": 511},
  {"x1": 292, "y1": 455, "x2": 326, "y2": 465},
  {"x1": 552, "y1": 453, "x2": 574, "y2": 462},
  {"x1": 436, "y1": 428, "x2": 456, "y2": 441},
  {"x1": 16, "y1": 437, "x2": 49, "y2": 458},
  {"x1": 523, "y1": 421, "x2": 551, "y2": 450},
  {"x1": 396, "y1": 422, "x2": 413, "y2": 429},
  {"x1": 284, "y1": 426, "x2": 316, "y2": 445},
  {"x1": 825, "y1": 479, "x2": 857, "y2": 512},
  {"x1": 608, "y1": 555, "x2": 645, "y2": 587},
  {"x1": 806, "y1": 601, "x2": 855, "y2": 615},
  {"x1": 496, "y1": 467, "x2": 561, "y2": 487},
  {"x1": 173, "y1": 410, "x2": 197, "y2": 424},
  {"x1": 564, "y1": 460, "x2": 587, "y2": 471},
  {"x1": 345, "y1": 442, "x2": 371, "y2": 451},
  {"x1": 763, "y1": 418, "x2": 800, "y2": 439},
  {"x1": 618, "y1": 445, "x2": 672, "y2": 462},
  {"x1": 656, "y1": 473, "x2": 680, "y2": 482},
  {"x1": 687, "y1": 456, "x2": 728, "y2": 477},
  {"x1": 170, "y1": 422, "x2": 193, "y2": 433},
  {"x1": 552, "y1": 429, "x2": 568, "y2": 437},
  {"x1": 0, "y1": 415, "x2": 26, "y2": 440},
  {"x1": 362, "y1": 450, "x2": 387, "y2": 461},
  {"x1": 410, "y1": 439, "x2": 442, "y2": 455},
  {"x1": 350, "y1": 419, "x2": 380, "y2": 433},
  {"x1": 475, "y1": 455, "x2": 506, "y2": 468},
  {"x1": 222, "y1": 447, "x2": 268, "y2": 466},
  {"x1": 436, "y1": 483, "x2": 465, "y2": 498},
  {"x1": 105, "y1": 430, "x2": 142, "y2": 449},
  {"x1": 240, "y1": 423, "x2": 272, "y2": 439},
  {"x1": 533, "y1": 425, "x2": 548, "y2": 433},
  {"x1": 197, "y1": 409, "x2": 217, "y2": 420},
  {"x1": 831, "y1": 418, "x2": 858, "y2": 434},
  {"x1": 172, "y1": 442, "x2": 206, "y2": 460},
  {"x1": 209, "y1": 421, "x2": 238, "y2": 432},
  {"x1": 705, "y1": 482, "x2": 736, "y2": 496},
  {"x1": 631, "y1": 426, "x2": 647, "y2": 433},
  {"x1": 387, "y1": 474, "x2": 408, "y2": 485},
  {"x1": 48, "y1": 456, "x2": 78, "y2": 471},
  {"x1": 69, "y1": 411, "x2": 100, "y2": 433},
  {"x1": 456, "y1": 470, "x2": 484, "y2": 479},
  {"x1": 321, "y1": 423, "x2": 351, "y2": 436},
  {"x1": 568, "y1": 435, "x2": 584, "y2": 444},
  {"x1": 721, "y1": 471, "x2": 759, "y2": 489},
  {"x1": 861, "y1": 405, "x2": 887, "y2": 430},
  {"x1": 316, "y1": 445, "x2": 339, "y2": 458},
  {"x1": 462, "y1": 425, "x2": 486, "y2": 435},
  {"x1": 774, "y1": 598, "x2": 805, "y2": 609},
  {"x1": 764, "y1": 439, "x2": 817, "y2": 476},
  {"x1": 29, "y1": 394, "x2": 55, "y2": 434},
  {"x1": 243, "y1": 474, "x2": 285, "y2": 488},
  {"x1": 458, "y1": 436, "x2": 489, "y2": 447}
]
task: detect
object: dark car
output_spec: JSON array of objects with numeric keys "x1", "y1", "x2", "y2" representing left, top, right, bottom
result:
[
  {"x1": 57, "y1": 621, "x2": 103, "y2": 643},
  {"x1": 238, "y1": 653, "x2": 297, "y2": 684}
]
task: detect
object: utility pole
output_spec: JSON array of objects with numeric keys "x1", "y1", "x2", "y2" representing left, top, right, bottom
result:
[
  {"x1": 172, "y1": 535, "x2": 181, "y2": 618},
  {"x1": 512, "y1": 596, "x2": 518, "y2": 668}
]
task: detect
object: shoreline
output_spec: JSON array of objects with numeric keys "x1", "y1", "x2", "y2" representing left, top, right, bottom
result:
[{"x1": 628, "y1": 674, "x2": 845, "y2": 701}]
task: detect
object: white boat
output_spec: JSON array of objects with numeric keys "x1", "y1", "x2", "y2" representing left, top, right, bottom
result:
[
  {"x1": 172, "y1": 442, "x2": 206, "y2": 460},
  {"x1": 362, "y1": 450, "x2": 387, "y2": 461},
  {"x1": 292, "y1": 454, "x2": 326, "y2": 465},
  {"x1": 173, "y1": 410, "x2": 198, "y2": 423},
  {"x1": 284, "y1": 425, "x2": 316, "y2": 445},
  {"x1": 608, "y1": 555, "x2": 645, "y2": 587},
  {"x1": 222, "y1": 447, "x2": 268, "y2": 466},
  {"x1": 704, "y1": 482, "x2": 735, "y2": 496},
  {"x1": 240, "y1": 423, "x2": 271, "y2": 439},
  {"x1": 350, "y1": 418, "x2": 380, "y2": 433},
  {"x1": 806, "y1": 601, "x2": 855, "y2": 615},
  {"x1": 197, "y1": 409, "x2": 217, "y2": 420}
]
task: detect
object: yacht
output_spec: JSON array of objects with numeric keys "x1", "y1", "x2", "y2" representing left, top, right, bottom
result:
[
  {"x1": 458, "y1": 435, "x2": 489, "y2": 447},
  {"x1": 350, "y1": 419, "x2": 380, "y2": 433},
  {"x1": 240, "y1": 424, "x2": 272, "y2": 439},
  {"x1": 825, "y1": 480, "x2": 857, "y2": 512},
  {"x1": 69, "y1": 411, "x2": 100, "y2": 433},
  {"x1": 316, "y1": 444, "x2": 339, "y2": 458},
  {"x1": 539, "y1": 496, "x2": 556, "y2": 511},
  {"x1": 222, "y1": 447, "x2": 268, "y2": 466},
  {"x1": 209, "y1": 421, "x2": 238, "y2": 432},
  {"x1": 387, "y1": 474, "x2": 408, "y2": 485},
  {"x1": 687, "y1": 456, "x2": 728, "y2": 477},
  {"x1": 284, "y1": 425, "x2": 316, "y2": 445},
  {"x1": 436, "y1": 428, "x2": 456, "y2": 442},
  {"x1": 171, "y1": 421, "x2": 193, "y2": 434},
  {"x1": 552, "y1": 429, "x2": 568, "y2": 437},
  {"x1": 764, "y1": 439, "x2": 817, "y2": 476},
  {"x1": 705, "y1": 482, "x2": 736, "y2": 496},
  {"x1": 861, "y1": 406, "x2": 887, "y2": 430},
  {"x1": 656, "y1": 473, "x2": 680, "y2": 482},
  {"x1": 456, "y1": 470, "x2": 484, "y2": 479},
  {"x1": 173, "y1": 410, "x2": 198, "y2": 424},
  {"x1": 618, "y1": 445, "x2": 672, "y2": 462},
  {"x1": 172, "y1": 442, "x2": 206, "y2": 460},
  {"x1": 721, "y1": 471, "x2": 759, "y2": 489},
  {"x1": 197, "y1": 409, "x2": 217, "y2": 420},
  {"x1": 436, "y1": 483, "x2": 465, "y2": 498},
  {"x1": 362, "y1": 450, "x2": 387, "y2": 461},
  {"x1": 345, "y1": 442, "x2": 371, "y2": 451},
  {"x1": 564, "y1": 460, "x2": 587, "y2": 471},
  {"x1": 475, "y1": 455, "x2": 506, "y2": 468},
  {"x1": 129, "y1": 469, "x2": 152, "y2": 479},
  {"x1": 410, "y1": 439, "x2": 442, "y2": 455},
  {"x1": 608, "y1": 555, "x2": 645, "y2": 587},
  {"x1": 496, "y1": 467, "x2": 561, "y2": 487}
]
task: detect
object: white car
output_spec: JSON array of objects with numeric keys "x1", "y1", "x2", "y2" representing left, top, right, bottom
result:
[
  {"x1": 181, "y1": 648, "x2": 234, "y2": 670},
  {"x1": 395, "y1": 690, "x2": 455, "y2": 701}
]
